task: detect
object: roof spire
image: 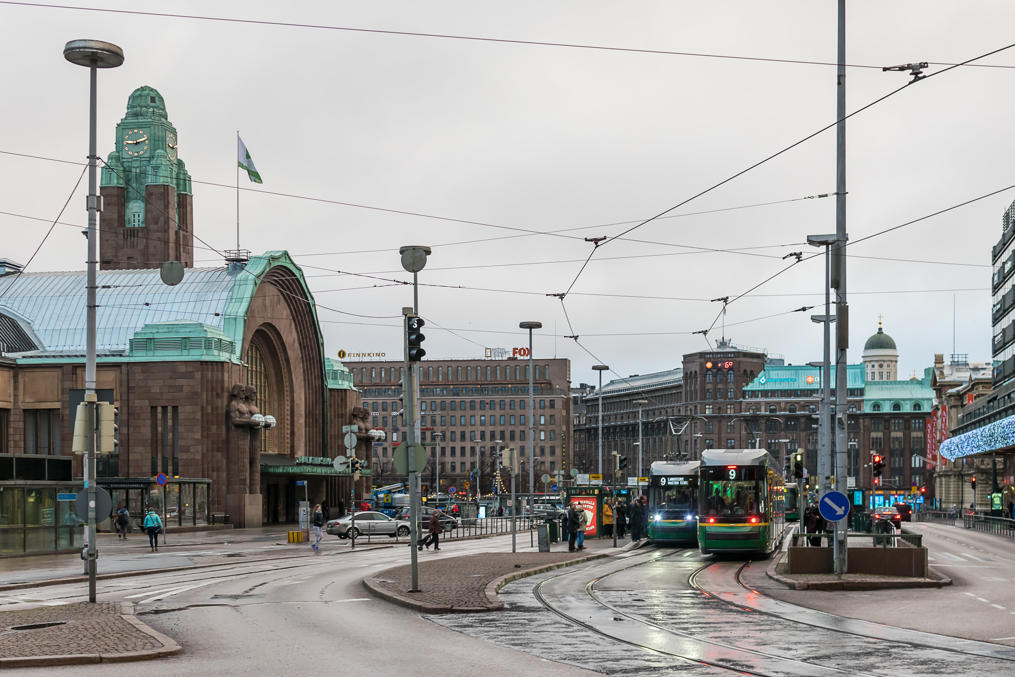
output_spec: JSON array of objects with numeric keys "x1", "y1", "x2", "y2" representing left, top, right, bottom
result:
[{"x1": 877, "y1": 313, "x2": 883, "y2": 330}]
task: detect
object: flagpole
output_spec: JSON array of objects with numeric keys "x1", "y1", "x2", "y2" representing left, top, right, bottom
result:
[{"x1": 236, "y1": 131, "x2": 240, "y2": 252}]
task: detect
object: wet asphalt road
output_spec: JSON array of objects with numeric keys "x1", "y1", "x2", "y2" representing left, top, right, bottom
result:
[{"x1": 432, "y1": 546, "x2": 1015, "y2": 676}]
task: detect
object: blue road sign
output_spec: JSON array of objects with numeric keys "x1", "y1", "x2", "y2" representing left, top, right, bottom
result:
[
  {"x1": 57, "y1": 493, "x2": 77, "y2": 501},
  {"x1": 551, "y1": 483, "x2": 559, "y2": 492},
  {"x1": 296, "y1": 480, "x2": 307, "y2": 487},
  {"x1": 448, "y1": 487, "x2": 456, "y2": 494},
  {"x1": 155, "y1": 472, "x2": 168, "y2": 486},
  {"x1": 819, "y1": 490, "x2": 850, "y2": 522}
]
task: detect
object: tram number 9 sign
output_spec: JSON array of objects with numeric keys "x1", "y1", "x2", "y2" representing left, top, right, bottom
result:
[{"x1": 704, "y1": 360, "x2": 735, "y2": 370}]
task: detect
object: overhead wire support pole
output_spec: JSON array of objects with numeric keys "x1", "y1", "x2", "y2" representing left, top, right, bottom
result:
[{"x1": 833, "y1": 0, "x2": 849, "y2": 577}]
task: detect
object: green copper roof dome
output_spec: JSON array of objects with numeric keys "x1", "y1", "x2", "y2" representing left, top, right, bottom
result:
[
  {"x1": 125, "y1": 85, "x2": 167, "y2": 120},
  {"x1": 864, "y1": 326, "x2": 897, "y2": 351}
]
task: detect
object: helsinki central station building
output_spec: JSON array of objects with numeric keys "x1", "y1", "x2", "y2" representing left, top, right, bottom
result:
[{"x1": 0, "y1": 86, "x2": 364, "y2": 554}]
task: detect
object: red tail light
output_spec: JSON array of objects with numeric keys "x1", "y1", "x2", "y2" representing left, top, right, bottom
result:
[
  {"x1": 708, "y1": 517, "x2": 716, "y2": 524},
  {"x1": 749, "y1": 516, "x2": 758, "y2": 524}
]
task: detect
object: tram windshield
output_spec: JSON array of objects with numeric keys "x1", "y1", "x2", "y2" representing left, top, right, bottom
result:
[
  {"x1": 700, "y1": 466, "x2": 765, "y2": 517},
  {"x1": 650, "y1": 477, "x2": 696, "y2": 512}
]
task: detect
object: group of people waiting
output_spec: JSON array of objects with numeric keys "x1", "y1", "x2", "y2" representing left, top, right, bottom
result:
[{"x1": 564, "y1": 495, "x2": 650, "y2": 551}]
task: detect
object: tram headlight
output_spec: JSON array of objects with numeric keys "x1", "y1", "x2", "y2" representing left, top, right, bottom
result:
[
  {"x1": 653, "y1": 513, "x2": 661, "y2": 522},
  {"x1": 686, "y1": 514, "x2": 695, "y2": 521}
]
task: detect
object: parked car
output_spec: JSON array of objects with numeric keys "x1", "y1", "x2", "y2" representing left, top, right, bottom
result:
[
  {"x1": 326, "y1": 511, "x2": 411, "y2": 539},
  {"x1": 395, "y1": 505, "x2": 460, "y2": 531}
]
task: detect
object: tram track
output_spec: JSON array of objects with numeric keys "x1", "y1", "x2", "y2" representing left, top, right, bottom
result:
[
  {"x1": 530, "y1": 545, "x2": 1015, "y2": 676},
  {"x1": 532, "y1": 548, "x2": 859, "y2": 677}
]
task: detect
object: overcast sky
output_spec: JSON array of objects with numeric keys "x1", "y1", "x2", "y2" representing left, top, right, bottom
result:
[{"x1": 2, "y1": 1, "x2": 1012, "y2": 388}]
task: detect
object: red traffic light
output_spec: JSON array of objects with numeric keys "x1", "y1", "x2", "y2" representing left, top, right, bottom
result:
[
  {"x1": 872, "y1": 454, "x2": 882, "y2": 464},
  {"x1": 920, "y1": 486, "x2": 926, "y2": 494}
]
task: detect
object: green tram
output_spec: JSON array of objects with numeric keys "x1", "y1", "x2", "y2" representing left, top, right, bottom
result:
[
  {"x1": 698, "y1": 449, "x2": 786, "y2": 556},
  {"x1": 647, "y1": 461, "x2": 700, "y2": 545}
]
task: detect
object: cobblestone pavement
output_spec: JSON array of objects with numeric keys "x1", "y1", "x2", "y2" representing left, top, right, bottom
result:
[{"x1": 0, "y1": 601, "x2": 179, "y2": 666}]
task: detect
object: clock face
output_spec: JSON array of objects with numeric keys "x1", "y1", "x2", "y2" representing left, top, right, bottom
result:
[
  {"x1": 166, "y1": 132, "x2": 178, "y2": 161},
  {"x1": 122, "y1": 128, "x2": 149, "y2": 157}
]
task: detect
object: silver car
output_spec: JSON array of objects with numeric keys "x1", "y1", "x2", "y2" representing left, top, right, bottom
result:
[{"x1": 326, "y1": 511, "x2": 411, "y2": 539}]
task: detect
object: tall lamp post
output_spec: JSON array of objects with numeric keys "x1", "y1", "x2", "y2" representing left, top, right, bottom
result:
[
  {"x1": 520, "y1": 321, "x2": 542, "y2": 497},
  {"x1": 592, "y1": 365, "x2": 609, "y2": 476},
  {"x1": 64, "y1": 39, "x2": 124, "y2": 605},
  {"x1": 633, "y1": 399, "x2": 648, "y2": 480}
]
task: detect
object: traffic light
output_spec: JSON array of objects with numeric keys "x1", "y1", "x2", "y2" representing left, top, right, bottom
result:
[
  {"x1": 871, "y1": 454, "x2": 884, "y2": 478},
  {"x1": 971, "y1": 476, "x2": 977, "y2": 492},
  {"x1": 501, "y1": 448, "x2": 517, "y2": 474},
  {"x1": 406, "y1": 315, "x2": 426, "y2": 362},
  {"x1": 72, "y1": 402, "x2": 90, "y2": 454},
  {"x1": 619, "y1": 456, "x2": 628, "y2": 471},
  {"x1": 612, "y1": 451, "x2": 619, "y2": 472},
  {"x1": 351, "y1": 457, "x2": 362, "y2": 479},
  {"x1": 919, "y1": 486, "x2": 926, "y2": 495},
  {"x1": 793, "y1": 452, "x2": 803, "y2": 479},
  {"x1": 97, "y1": 402, "x2": 119, "y2": 454}
]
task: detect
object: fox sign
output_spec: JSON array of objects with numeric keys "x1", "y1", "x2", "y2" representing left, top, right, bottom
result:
[{"x1": 511, "y1": 347, "x2": 531, "y2": 357}]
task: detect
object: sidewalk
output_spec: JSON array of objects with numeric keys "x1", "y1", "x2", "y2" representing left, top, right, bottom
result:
[
  {"x1": 0, "y1": 601, "x2": 180, "y2": 668},
  {"x1": 364, "y1": 534, "x2": 642, "y2": 612}
]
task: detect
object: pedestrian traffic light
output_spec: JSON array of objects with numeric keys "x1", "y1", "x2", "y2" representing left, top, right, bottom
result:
[
  {"x1": 97, "y1": 402, "x2": 119, "y2": 454},
  {"x1": 872, "y1": 454, "x2": 884, "y2": 478},
  {"x1": 793, "y1": 452, "x2": 803, "y2": 479},
  {"x1": 406, "y1": 315, "x2": 426, "y2": 362}
]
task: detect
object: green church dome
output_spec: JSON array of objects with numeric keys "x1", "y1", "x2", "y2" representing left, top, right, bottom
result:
[{"x1": 864, "y1": 326, "x2": 897, "y2": 351}]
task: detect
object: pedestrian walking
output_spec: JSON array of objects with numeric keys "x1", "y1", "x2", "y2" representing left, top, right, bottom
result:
[
  {"x1": 629, "y1": 497, "x2": 644, "y2": 541},
  {"x1": 142, "y1": 508, "x2": 162, "y2": 552},
  {"x1": 311, "y1": 503, "x2": 324, "y2": 553},
  {"x1": 576, "y1": 506, "x2": 588, "y2": 550},
  {"x1": 615, "y1": 501, "x2": 628, "y2": 539},
  {"x1": 637, "y1": 495, "x2": 649, "y2": 540},
  {"x1": 320, "y1": 500, "x2": 329, "y2": 521},
  {"x1": 804, "y1": 505, "x2": 824, "y2": 546},
  {"x1": 115, "y1": 503, "x2": 130, "y2": 540},
  {"x1": 566, "y1": 503, "x2": 580, "y2": 551},
  {"x1": 427, "y1": 509, "x2": 443, "y2": 551}
]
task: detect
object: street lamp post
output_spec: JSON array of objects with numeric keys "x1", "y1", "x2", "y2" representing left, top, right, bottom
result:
[
  {"x1": 520, "y1": 321, "x2": 541, "y2": 497},
  {"x1": 64, "y1": 38, "x2": 124, "y2": 605},
  {"x1": 633, "y1": 399, "x2": 648, "y2": 480},
  {"x1": 592, "y1": 365, "x2": 609, "y2": 476},
  {"x1": 807, "y1": 234, "x2": 837, "y2": 495}
]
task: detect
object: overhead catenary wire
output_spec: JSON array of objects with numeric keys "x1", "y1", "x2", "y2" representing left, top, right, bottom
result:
[
  {"x1": 555, "y1": 39, "x2": 1015, "y2": 299},
  {"x1": 6, "y1": 2, "x2": 1015, "y2": 71}
]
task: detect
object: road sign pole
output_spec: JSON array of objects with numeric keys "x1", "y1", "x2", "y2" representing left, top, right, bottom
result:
[{"x1": 403, "y1": 306, "x2": 420, "y2": 591}]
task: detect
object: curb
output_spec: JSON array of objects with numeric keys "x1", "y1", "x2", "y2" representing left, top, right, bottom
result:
[
  {"x1": 0, "y1": 544, "x2": 392, "y2": 593},
  {"x1": 0, "y1": 603, "x2": 182, "y2": 668},
  {"x1": 364, "y1": 540, "x2": 640, "y2": 614},
  {"x1": 765, "y1": 549, "x2": 953, "y2": 590}
]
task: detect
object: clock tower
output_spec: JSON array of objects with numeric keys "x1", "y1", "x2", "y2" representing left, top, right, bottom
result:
[{"x1": 99, "y1": 85, "x2": 193, "y2": 270}]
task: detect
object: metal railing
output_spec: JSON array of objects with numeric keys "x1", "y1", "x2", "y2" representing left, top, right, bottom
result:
[
  {"x1": 790, "y1": 524, "x2": 921, "y2": 549},
  {"x1": 918, "y1": 509, "x2": 1015, "y2": 542},
  {"x1": 348, "y1": 515, "x2": 542, "y2": 546}
]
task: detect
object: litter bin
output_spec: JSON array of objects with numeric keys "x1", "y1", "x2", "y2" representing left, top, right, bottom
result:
[
  {"x1": 548, "y1": 518, "x2": 559, "y2": 543},
  {"x1": 537, "y1": 522, "x2": 550, "y2": 552}
]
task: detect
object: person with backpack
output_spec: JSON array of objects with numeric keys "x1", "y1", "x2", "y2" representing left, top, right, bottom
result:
[
  {"x1": 143, "y1": 508, "x2": 162, "y2": 552},
  {"x1": 311, "y1": 503, "x2": 324, "y2": 553},
  {"x1": 575, "y1": 507, "x2": 588, "y2": 551},
  {"x1": 115, "y1": 503, "x2": 130, "y2": 540}
]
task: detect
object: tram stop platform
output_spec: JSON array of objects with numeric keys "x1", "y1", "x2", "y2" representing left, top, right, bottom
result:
[{"x1": 364, "y1": 535, "x2": 642, "y2": 613}]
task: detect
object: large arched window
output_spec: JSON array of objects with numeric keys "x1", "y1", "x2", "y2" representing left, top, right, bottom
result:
[{"x1": 247, "y1": 329, "x2": 291, "y2": 455}]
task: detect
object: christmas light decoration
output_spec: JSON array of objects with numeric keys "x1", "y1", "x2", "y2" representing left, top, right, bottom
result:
[{"x1": 940, "y1": 413, "x2": 1015, "y2": 460}]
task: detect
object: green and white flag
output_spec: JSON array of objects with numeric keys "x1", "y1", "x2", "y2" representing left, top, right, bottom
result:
[{"x1": 237, "y1": 136, "x2": 262, "y2": 184}]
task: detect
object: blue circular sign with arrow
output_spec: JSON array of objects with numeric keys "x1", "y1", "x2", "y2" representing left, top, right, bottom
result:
[{"x1": 818, "y1": 490, "x2": 850, "y2": 522}]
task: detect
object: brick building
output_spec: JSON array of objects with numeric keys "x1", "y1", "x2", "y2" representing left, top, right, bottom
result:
[
  {"x1": 0, "y1": 87, "x2": 363, "y2": 553},
  {"x1": 349, "y1": 357, "x2": 571, "y2": 495}
]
